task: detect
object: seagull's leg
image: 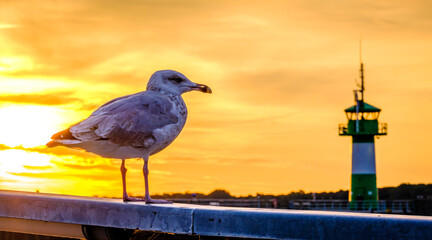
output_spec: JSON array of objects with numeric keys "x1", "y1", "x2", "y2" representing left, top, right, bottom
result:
[
  {"x1": 143, "y1": 157, "x2": 150, "y2": 201},
  {"x1": 143, "y1": 155, "x2": 172, "y2": 204},
  {"x1": 121, "y1": 159, "x2": 143, "y2": 202}
]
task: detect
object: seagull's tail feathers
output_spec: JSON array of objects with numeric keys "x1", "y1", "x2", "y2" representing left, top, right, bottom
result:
[
  {"x1": 46, "y1": 140, "x2": 60, "y2": 148},
  {"x1": 46, "y1": 139, "x2": 83, "y2": 148},
  {"x1": 46, "y1": 127, "x2": 82, "y2": 148}
]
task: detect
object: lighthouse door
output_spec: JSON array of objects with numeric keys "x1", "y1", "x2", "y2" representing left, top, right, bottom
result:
[{"x1": 354, "y1": 187, "x2": 366, "y2": 210}]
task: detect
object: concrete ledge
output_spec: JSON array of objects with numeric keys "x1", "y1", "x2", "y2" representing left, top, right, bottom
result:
[
  {"x1": 0, "y1": 190, "x2": 193, "y2": 235},
  {"x1": 194, "y1": 207, "x2": 432, "y2": 239},
  {"x1": 1, "y1": 190, "x2": 432, "y2": 239}
]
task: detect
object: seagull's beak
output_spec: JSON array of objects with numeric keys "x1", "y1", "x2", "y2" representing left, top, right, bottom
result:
[{"x1": 191, "y1": 83, "x2": 212, "y2": 94}]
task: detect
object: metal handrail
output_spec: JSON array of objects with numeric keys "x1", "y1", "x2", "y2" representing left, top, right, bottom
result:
[{"x1": 289, "y1": 199, "x2": 412, "y2": 213}]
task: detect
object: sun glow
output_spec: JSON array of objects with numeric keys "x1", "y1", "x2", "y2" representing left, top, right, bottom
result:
[
  {"x1": 0, "y1": 149, "x2": 51, "y2": 176},
  {"x1": 0, "y1": 104, "x2": 80, "y2": 148}
]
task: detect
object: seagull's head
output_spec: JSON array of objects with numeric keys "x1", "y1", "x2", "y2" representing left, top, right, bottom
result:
[{"x1": 147, "y1": 70, "x2": 212, "y2": 95}]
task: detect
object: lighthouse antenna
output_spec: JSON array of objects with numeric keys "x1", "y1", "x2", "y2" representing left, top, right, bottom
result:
[{"x1": 359, "y1": 39, "x2": 365, "y2": 102}]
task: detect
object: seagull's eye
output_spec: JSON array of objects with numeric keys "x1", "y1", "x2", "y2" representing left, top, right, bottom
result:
[{"x1": 168, "y1": 76, "x2": 184, "y2": 84}]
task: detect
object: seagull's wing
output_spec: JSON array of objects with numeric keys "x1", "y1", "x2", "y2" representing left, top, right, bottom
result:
[{"x1": 53, "y1": 91, "x2": 178, "y2": 148}]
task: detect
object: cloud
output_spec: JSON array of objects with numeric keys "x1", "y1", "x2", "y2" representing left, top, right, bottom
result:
[
  {"x1": 1, "y1": 0, "x2": 431, "y2": 87},
  {"x1": 7, "y1": 171, "x2": 117, "y2": 181},
  {"x1": 0, "y1": 92, "x2": 80, "y2": 105},
  {"x1": 56, "y1": 162, "x2": 116, "y2": 171},
  {"x1": 0, "y1": 92, "x2": 103, "y2": 111},
  {"x1": 223, "y1": 69, "x2": 346, "y2": 107},
  {"x1": 0, "y1": 144, "x2": 16, "y2": 151},
  {"x1": 23, "y1": 165, "x2": 52, "y2": 170},
  {"x1": 0, "y1": 143, "x2": 117, "y2": 172},
  {"x1": 0, "y1": 143, "x2": 97, "y2": 159},
  {"x1": 0, "y1": 24, "x2": 19, "y2": 29}
]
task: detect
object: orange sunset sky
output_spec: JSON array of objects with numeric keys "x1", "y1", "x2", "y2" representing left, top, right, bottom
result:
[{"x1": 1, "y1": 0, "x2": 432, "y2": 198}]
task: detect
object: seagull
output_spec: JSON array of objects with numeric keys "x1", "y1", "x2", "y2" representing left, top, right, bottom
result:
[{"x1": 47, "y1": 70, "x2": 212, "y2": 203}]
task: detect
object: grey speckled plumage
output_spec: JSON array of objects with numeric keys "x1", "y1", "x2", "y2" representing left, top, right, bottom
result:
[
  {"x1": 50, "y1": 91, "x2": 185, "y2": 159},
  {"x1": 47, "y1": 70, "x2": 212, "y2": 203}
]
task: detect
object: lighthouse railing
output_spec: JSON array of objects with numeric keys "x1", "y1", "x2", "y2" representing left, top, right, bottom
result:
[
  {"x1": 338, "y1": 123, "x2": 349, "y2": 135},
  {"x1": 378, "y1": 122, "x2": 388, "y2": 135},
  {"x1": 288, "y1": 199, "x2": 414, "y2": 213}
]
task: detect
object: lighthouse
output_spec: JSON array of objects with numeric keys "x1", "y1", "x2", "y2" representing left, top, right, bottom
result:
[{"x1": 339, "y1": 61, "x2": 387, "y2": 210}]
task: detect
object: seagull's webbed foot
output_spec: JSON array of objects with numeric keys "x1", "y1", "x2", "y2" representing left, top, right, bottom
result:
[
  {"x1": 122, "y1": 195, "x2": 172, "y2": 204},
  {"x1": 145, "y1": 197, "x2": 173, "y2": 204},
  {"x1": 123, "y1": 196, "x2": 146, "y2": 202}
]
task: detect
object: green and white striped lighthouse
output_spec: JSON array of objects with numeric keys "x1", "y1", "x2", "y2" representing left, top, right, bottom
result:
[{"x1": 339, "y1": 61, "x2": 387, "y2": 210}]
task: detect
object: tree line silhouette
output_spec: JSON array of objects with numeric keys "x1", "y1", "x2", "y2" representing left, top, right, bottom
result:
[{"x1": 153, "y1": 183, "x2": 432, "y2": 201}]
